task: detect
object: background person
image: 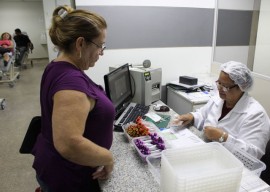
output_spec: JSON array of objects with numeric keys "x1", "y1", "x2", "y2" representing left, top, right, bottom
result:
[
  {"x1": 174, "y1": 61, "x2": 270, "y2": 159},
  {"x1": 13, "y1": 28, "x2": 33, "y2": 66},
  {"x1": 32, "y1": 5, "x2": 114, "y2": 192},
  {"x1": 0, "y1": 32, "x2": 14, "y2": 66}
]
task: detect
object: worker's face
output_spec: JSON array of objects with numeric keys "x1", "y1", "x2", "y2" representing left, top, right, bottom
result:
[
  {"x1": 80, "y1": 29, "x2": 106, "y2": 70},
  {"x1": 216, "y1": 71, "x2": 242, "y2": 101}
]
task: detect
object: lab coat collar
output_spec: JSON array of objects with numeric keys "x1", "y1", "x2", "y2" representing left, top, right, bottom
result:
[
  {"x1": 231, "y1": 92, "x2": 249, "y2": 113},
  {"x1": 213, "y1": 92, "x2": 249, "y2": 115}
]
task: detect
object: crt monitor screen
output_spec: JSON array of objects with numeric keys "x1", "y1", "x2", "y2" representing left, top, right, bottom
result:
[{"x1": 104, "y1": 63, "x2": 133, "y2": 114}]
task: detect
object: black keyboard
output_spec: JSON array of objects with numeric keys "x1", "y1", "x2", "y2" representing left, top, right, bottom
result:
[
  {"x1": 124, "y1": 104, "x2": 149, "y2": 124},
  {"x1": 114, "y1": 103, "x2": 149, "y2": 131}
]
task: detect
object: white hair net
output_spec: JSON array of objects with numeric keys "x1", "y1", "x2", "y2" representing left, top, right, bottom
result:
[{"x1": 220, "y1": 61, "x2": 253, "y2": 92}]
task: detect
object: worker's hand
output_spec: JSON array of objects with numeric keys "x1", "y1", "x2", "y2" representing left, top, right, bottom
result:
[
  {"x1": 203, "y1": 126, "x2": 227, "y2": 142},
  {"x1": 92, "y1": 163, "x2": 114, "y2": 180},
  {"x1": 173, "y1": 113, "x2": 194, "y2": 127}
]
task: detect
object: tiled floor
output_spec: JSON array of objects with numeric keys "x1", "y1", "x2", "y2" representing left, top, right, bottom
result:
[{"x1": 0, "y1": 59, "x2": 48, "y2": 192}]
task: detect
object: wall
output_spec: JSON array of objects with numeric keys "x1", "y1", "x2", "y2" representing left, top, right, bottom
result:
[
  {"x1": 211, "y1": 0, "x2": 270, "y2": 116},
  {"x1": 42, "y1": 0, "x2": 74, "y2": 61},
  {"x1": 76, "y1": 0, "x2": 216, "y2": 89},
  {"x1": 211, "y1": 63, "x2": 270, "y2": 117},
  {"x1": 0, "y1": 1, "x2": 48, "y2": 59},
  {"x1": 253, "y1": 0, "x2": 270, "y2": 77},
  {"x1": 251, "y1": 0, "x2": 270, "y2": 116},
  {"x1": 213, "y1": 0, "x2": 256, "y2": 66},
  {"x1": 249, "y1": 73, "x2": 270, "y2": 116}
]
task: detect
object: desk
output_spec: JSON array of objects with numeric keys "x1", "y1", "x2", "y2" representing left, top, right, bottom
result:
[
  {"x1": 167, "y1": 86, "x2": 212, "y2": 115},
  {"x1": 100, "y1": 102, "x2": 270, "y2": 192}
]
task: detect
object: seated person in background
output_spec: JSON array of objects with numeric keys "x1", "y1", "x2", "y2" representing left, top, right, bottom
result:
[
  {"x1": 13, "y1": 28, "x2": 33, "y2": 66},
  {"x1": 174, "y1": 61, "x2": 270, "y2": 159},
  {"x1": 0, "y1": 32, "x2": 14, "y2": 66}
]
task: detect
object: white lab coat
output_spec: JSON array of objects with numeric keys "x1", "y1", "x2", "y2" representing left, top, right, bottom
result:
[{"x1": 192, "y1": 92, "x2": 270, "y2": 159}]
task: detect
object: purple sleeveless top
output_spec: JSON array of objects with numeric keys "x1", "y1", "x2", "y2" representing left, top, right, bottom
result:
[{"x1": 32, "y1": 61, "x2": 115, "y2": 191}]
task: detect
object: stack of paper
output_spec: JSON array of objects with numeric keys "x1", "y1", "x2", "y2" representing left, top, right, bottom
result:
[{"x1": 159, "y1": 128, "x2": 204, "y2": 148}]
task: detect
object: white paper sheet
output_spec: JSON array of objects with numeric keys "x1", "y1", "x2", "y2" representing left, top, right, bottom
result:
[{"x1": 160, "y1": 128, "x2": 204, "y2": 148}]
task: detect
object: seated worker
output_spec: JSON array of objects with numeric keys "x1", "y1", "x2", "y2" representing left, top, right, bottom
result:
[
  {"x1": 0, "y1": 32, "x2": 14, "y2": 67},
  {"x1": 13, "y1": 28, "x2": 33, "y2": 66},
  {"x1": 174, "y1": 61, "x2": 270, "y2": 159}
]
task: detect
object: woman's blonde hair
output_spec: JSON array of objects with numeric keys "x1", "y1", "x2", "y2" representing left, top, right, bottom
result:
[{"x1": 49, "y1": 5, "x2": 107, "y2": 53}]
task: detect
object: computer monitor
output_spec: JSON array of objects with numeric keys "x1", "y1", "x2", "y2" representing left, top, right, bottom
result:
[{"x1": 104, "y1": 63, "x2": 133, "y2": 117}]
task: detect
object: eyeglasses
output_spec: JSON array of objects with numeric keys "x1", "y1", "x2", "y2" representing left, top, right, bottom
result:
[
  {"x1": 90, "y1": 41, "x2": 106, "y2": 52},
  {"x1": 215, "y1": 81, "x2": 238, "y2": 92}
]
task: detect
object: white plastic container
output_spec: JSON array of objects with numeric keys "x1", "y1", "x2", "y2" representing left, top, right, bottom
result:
[
  {"x1": 160, "y1": 143, "x2": 243, "y2": 192},
  {"x1": 122, "y1": 120, "x2": 159, "y2": 142},
  {"x1": 146, "y1": 154, "x2": 162, "y2": 184},
  {"x1": 224, "y1": 144, "x2": 266, "y2": 176},
  {"x1": 132, "y1": 134, "x2": 166, "y2": 161}
]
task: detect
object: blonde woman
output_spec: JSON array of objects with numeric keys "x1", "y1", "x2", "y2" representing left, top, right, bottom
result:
[{"x1": 32, "y1": 5, "x2": 114, "y2": 192}]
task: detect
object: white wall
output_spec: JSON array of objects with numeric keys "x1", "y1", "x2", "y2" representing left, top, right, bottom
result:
[
  {"x1": 75, "y1": 0, "x2": 215, "y2": 8},
  {"x1": 0, "y1": 1, "x2": 48, "y2": 59},
  {"x1": 249, "y1": 73, "x2": 270, "y2": 116},
  {"x1": 85, "y1": 47, "x2": 212, "y2": 86},
  {"x1": 251, "y1": 0, "x2": 270, "y2": 116},
  {"x1": 213, "y1": 0, "x2": 256, "y2": 66},
  {"x1": 42, "y1": 0, "x2": 74, "y2": 61},
  {"x1": 253, "y1": 0, "x2": 270, "y2": 77},
  {"x1": 76, "y1": 0, "x2": 216, "y2": 87},
  {"x1": 218, "y1": 0, "x2": 255, "y2": 10},
  {"x1": 214, "y1": 46, "x2": 250, "y2": 64},
  {"x1": 211, "y1": 62, "x2": 270, "y2": 117},
  {"x1": 211, "y1": 0, "x2": 270, "y2": 116}
]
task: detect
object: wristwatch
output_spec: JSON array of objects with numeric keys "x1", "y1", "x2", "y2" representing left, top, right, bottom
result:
[{"x1": 218, "y1": 132, "x2": 226, "y2": 143}]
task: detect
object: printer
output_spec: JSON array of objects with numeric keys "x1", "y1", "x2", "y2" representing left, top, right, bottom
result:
[{"x1": 109, "y1": 65, "x2": 162, "y2": 106}]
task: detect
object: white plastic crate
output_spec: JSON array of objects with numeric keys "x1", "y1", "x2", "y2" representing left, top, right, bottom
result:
[
  {"x1": 146, "y1": 154, "x2": 162, "y2": 184},
  {"x1": 146, "y1": 143, "x2": 268, "y2": 192},
  {"x1": 224, "y1": 144, "x2": 266, "y2": 176},
  {"x1": 160, "y1": 143, "x2": 243, "y2": 192}
]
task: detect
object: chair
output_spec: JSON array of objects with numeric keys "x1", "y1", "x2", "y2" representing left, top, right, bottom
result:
[
  {"x1": 260, "y1": 139, "x2": 270, "y2": 184},
  {"x1": 19, "y1": 116, "x2": 41, "y2": 154},
  {"x1": 0, "y1": 53, "x2": 20, "y2": 87},
  {"x1": 35, "y1": 187, "x2": 42, "y2": 192},
  {"x1": 19, "y1": 116, "x2": 42, "y2": 192}
]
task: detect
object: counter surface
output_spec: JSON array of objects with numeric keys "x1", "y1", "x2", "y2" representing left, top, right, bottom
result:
[
  {"x1": 99, "y1": 103, "x2": 200, "y2": 192},
  {"x1": 99, "y1": 102, "x2": 270, "y2": 192},
  {"x1": 99, "y1": 131, "x2": 160, "y2": 192},
  {"x1": 100, "y1": 102, "x2": 173, "y2": 192}
]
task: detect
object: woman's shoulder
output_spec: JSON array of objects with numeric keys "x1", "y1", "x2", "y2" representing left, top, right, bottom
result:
[
  {"x1": 48, "y1": 60, "x2": 78, "y2": 70},
  {"x1": 243, "y1": 94, "x2": 269, "y2": 116},
  {"x1": 46, "y1": 61, "x2": 88, "y2": 82},
  {"x1": 242, "y1": 93, "x2": 262, "y2": 106}
]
